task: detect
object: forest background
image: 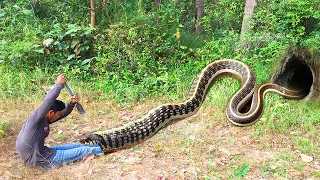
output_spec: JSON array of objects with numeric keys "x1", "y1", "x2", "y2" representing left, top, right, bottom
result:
[{"x1": 0, "y1": 0, "x2": 319, "y2": 179}]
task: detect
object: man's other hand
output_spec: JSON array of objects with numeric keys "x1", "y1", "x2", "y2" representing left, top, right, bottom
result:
[
  {"x1": 57, "y1": 74, "x2": 67, "y2": 84},
  {"x1": 69, "y1": 95, "x2": 79, "y2": 105}
]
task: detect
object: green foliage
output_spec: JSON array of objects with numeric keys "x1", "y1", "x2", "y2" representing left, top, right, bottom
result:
[
  {"x1": 0, "y1": 120, "x2": 9, "y2": 138},
  {"x1": 0, "y1": 65, "x2": 51, "y2": 100},
  {"x1": 313, "y1": 171, "x2": 320, "y2": 178},
  {"x1": 0, "y1": 3, "x2": 41, "y2": 68},
  {"x1": 301, "y1": 31, "x2": 320, "y2": 49},
  {"x1": 155, "y1": 3, "x2": 181, "y2": 27},
  {"x1": 234, "y1": 165, "x2": 249, "y2": 179},
  {"x1": 55, "y1": 132, "x2": 65, "y2": 141},
  {"x1": 33, "y1": 23, "x2": 93, "y2": 76},
  {"x1": 1, "y1": 0, "x2": 320, "y2": 103},
  {"x1": 208, "y1": 0, "x2": 245, "y2": 31},
  {"x1": 253, "y1": 0, "x2": 320, "y2": 45},
  {"x1": 34, "y1": 0, "x2": 90, "y2": 24},
  {"x1": 92, "y1": 2, "x2": 196, "y2": 101},
  {"x1": 295, "y1": 137, "x2": 318, "y2": 153}
]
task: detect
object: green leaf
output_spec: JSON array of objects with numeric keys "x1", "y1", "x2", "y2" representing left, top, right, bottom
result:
[
  {"x1": 235, "y1": 165, "x2": 249, "y2": 178},
  {"x1": 34, "y1": 49, "x2": 44, "y2": 54},
  {"x1": 65, "y1": 25, "x2": 80, "y2": 35},
  {"x1": 0, "y1": 129, "x2": 5, "y2": 137},
  {"x1": 71, "y1": 40, "x2": 79, "y2": 49},
  {"x1": 67, "y1": 54, "x2": 75, "y2": 60},
  {"x1": 57, "y1": 33, "x2": 65, "y2": 40},
  {"x1": 81, "y1": 65, "x2": 89, "y2": 71},
  {"x1": 43, "y1": 38, "x2": 54, "y2": 47},
  {"x1": 65, "y1": 29, "x2": 76, "y2": 35},
  {"x1": 31, "y1": 44, "x2": 42, "y2": 48},
  {"x1": 81, "y1": 59, "x2": 91, "y2": 65}
]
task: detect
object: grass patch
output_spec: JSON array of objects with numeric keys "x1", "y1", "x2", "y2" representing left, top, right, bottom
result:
[
  {"x1": 0, "y1": 120, "x2": 9, "y2": 137},
  {"x1": 260, "y1": 161, "x2": 289, "y2": 177},
  {"x1": 295, "y1": 137, "x2": 318, "y2": 154},
  {"x1": 259, "y1": 150, "x2": 301, "y2": 178},
  {"x1": 312, "y1": 171, "x2": 320, "y2": 178},
  {"x1": 254, "y1": 94, "x2": 320, "y2": 141},
  {"x1": 0, "y1": 66, "x2": 51, "y2": 100},
  {"x1": 292, "y1": 162, "x2": 305, "y2": 172},
  {"x1": 278, "y1": 151, "x2": 294, "y2": 161}
]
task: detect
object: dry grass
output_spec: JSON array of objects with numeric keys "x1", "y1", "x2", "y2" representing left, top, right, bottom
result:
[{"x1": 0, "y1": 92, "x2": 319, "y2": 180}]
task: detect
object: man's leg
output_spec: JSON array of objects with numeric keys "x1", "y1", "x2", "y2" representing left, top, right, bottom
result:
[
  {"x1": 44, "y1": 144, "x2": 103, "y2": 168},
  {"x1": 51, "y1": 142, "x2": 88, "y2": 150}
]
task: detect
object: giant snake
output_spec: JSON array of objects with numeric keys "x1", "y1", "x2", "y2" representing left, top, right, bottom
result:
[{"x1": 80, "y1": 59, "x2": 307, "y2": 153}]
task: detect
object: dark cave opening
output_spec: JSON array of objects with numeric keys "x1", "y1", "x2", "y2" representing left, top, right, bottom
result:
[
  {"x1": 239, "y1": 55, "x2": 314, "y2": 113},
  {"x1": 272, "y1": 55, "x2": 313, "y2": 95}
]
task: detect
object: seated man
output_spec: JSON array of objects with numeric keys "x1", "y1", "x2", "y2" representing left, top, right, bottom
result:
[{"x1": 16, "y1": 74, "x2": 102, "y2": 168}]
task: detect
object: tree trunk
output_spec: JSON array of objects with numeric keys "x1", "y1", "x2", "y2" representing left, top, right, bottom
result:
[
  {"x1": 195, "y1": 0, "x2": 204, "y2": 36},
  {"x1": 102, "y1": 0, "x2": 111, "y2": 24},
  {"x1": 90, "y1": 0, "x2": 95, "y2": 29},
  {"x1": 154, "y1": 0, "x2": 161, "y2": 24},
  {"x1": 240, "y1": 0, "x2": 257, "y2": 39},
  {"x1": 155, "y1": 0, "x2": 160, "y2": 9}
]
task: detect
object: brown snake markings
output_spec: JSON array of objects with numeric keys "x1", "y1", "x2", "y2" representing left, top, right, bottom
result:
[{"x1": 80, "y1": 59, "x2": 306, "y2": 153}]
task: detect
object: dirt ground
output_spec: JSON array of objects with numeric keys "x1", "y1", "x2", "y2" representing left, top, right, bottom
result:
[{"x1": 0, "y1": 98, "x2": 319, "y2": 180}]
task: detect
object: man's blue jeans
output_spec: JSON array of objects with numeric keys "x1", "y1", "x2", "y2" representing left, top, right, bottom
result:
[{"x1": 44, "y1": 143, "x2": 103, "y2": 168}]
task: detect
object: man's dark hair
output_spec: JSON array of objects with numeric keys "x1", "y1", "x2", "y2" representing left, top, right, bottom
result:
[{"x1": 50, "y1": 100, "x2": 65, "y2": 112}]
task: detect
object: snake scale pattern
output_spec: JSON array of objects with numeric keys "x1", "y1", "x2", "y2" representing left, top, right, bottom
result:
[{"x1": 80, "y1": 59, "x2": 306, "y2": 153}]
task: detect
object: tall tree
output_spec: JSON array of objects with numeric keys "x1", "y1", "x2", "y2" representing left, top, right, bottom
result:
[
  {"x1": 155, "y1": 0, "x2": 161, "y2": 10},
  {"x1": 240, "y1": 0, "x2": 257, "y2": 39},
  {"x1": 90, "y1": 0, "x2": 95, "y2": 29},
  {"x1": 102, "y1": 0, "x2": 111, "y2": 24},
  {"x1": 195, "y1": 0, "x2": 204, "y2": 35},
  {"x1": 154, "y1": 0, "x2": 161, "y2": 24}
]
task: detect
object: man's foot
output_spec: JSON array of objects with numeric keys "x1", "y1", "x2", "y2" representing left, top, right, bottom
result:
[{"x1": 83, "y1": 154, "x2": 95, "y2": 163}]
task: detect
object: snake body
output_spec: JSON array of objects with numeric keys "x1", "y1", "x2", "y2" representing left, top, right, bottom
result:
[{"x1": 80, "y1": 59, "x2": 306, "y2": 153}]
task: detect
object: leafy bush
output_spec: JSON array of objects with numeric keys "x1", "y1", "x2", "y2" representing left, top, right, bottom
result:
[
  {"x1": 209, "y1": 0, "x2": 245, "y2": 32},
  {"x1": 253, "y1": 0, "x2": 320, "y2": 44},
  {"x1": 1, "y1": 0, "x2": 320, "y2": 103},
  {"x1": 33, "y1": 23, "x2": 93, "y2": 76},
  {"x1": 0, "y1": 4, "x2": 41, "y2": 68}
]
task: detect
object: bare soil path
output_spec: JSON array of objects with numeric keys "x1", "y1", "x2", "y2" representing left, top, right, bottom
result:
[{"x1": 0, "y1": 98, "x2": 319, "y2": 179}]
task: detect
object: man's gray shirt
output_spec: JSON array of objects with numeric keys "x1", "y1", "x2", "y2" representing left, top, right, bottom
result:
[{"x1": 16, "y1": 82, "x2": 74, "y2": 167}]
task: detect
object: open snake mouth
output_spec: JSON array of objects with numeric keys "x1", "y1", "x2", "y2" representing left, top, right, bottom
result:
[{"x1": 272, "y1": 54, "x2": 314, "y2": 97}]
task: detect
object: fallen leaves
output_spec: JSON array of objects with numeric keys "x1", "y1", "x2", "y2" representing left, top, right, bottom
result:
[
  {"x1": 0, "y1": 163, "x2": 12, "y2": 168},
  {"x1": 5, "y1": 170, "x2": 22, "y2": 179},
  {"x1": 0, "y1": 99, "x2": 319, "y2": 179},
  {"x1": 106, "y1": 163, "x2": 117, "y2": 169},
  {"x1": 300, "y1": 154, "x2": 314, "y2": 163}
]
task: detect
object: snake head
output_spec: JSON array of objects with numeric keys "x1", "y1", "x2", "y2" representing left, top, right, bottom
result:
[
  {"x1": 79, "y1": 134, "x2": 107, "y2": 151},
  {"x1": 79, "y1": 135, "x2": 91, "y2": 144}
]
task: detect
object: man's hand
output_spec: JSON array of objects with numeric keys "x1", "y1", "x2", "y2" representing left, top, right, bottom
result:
[
  {"x1": 57, "y1": 74, "x2": 67, "y2": 84},
  {"x1": 69, "y1": 95, "x2": 79, "y2": 105}
]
